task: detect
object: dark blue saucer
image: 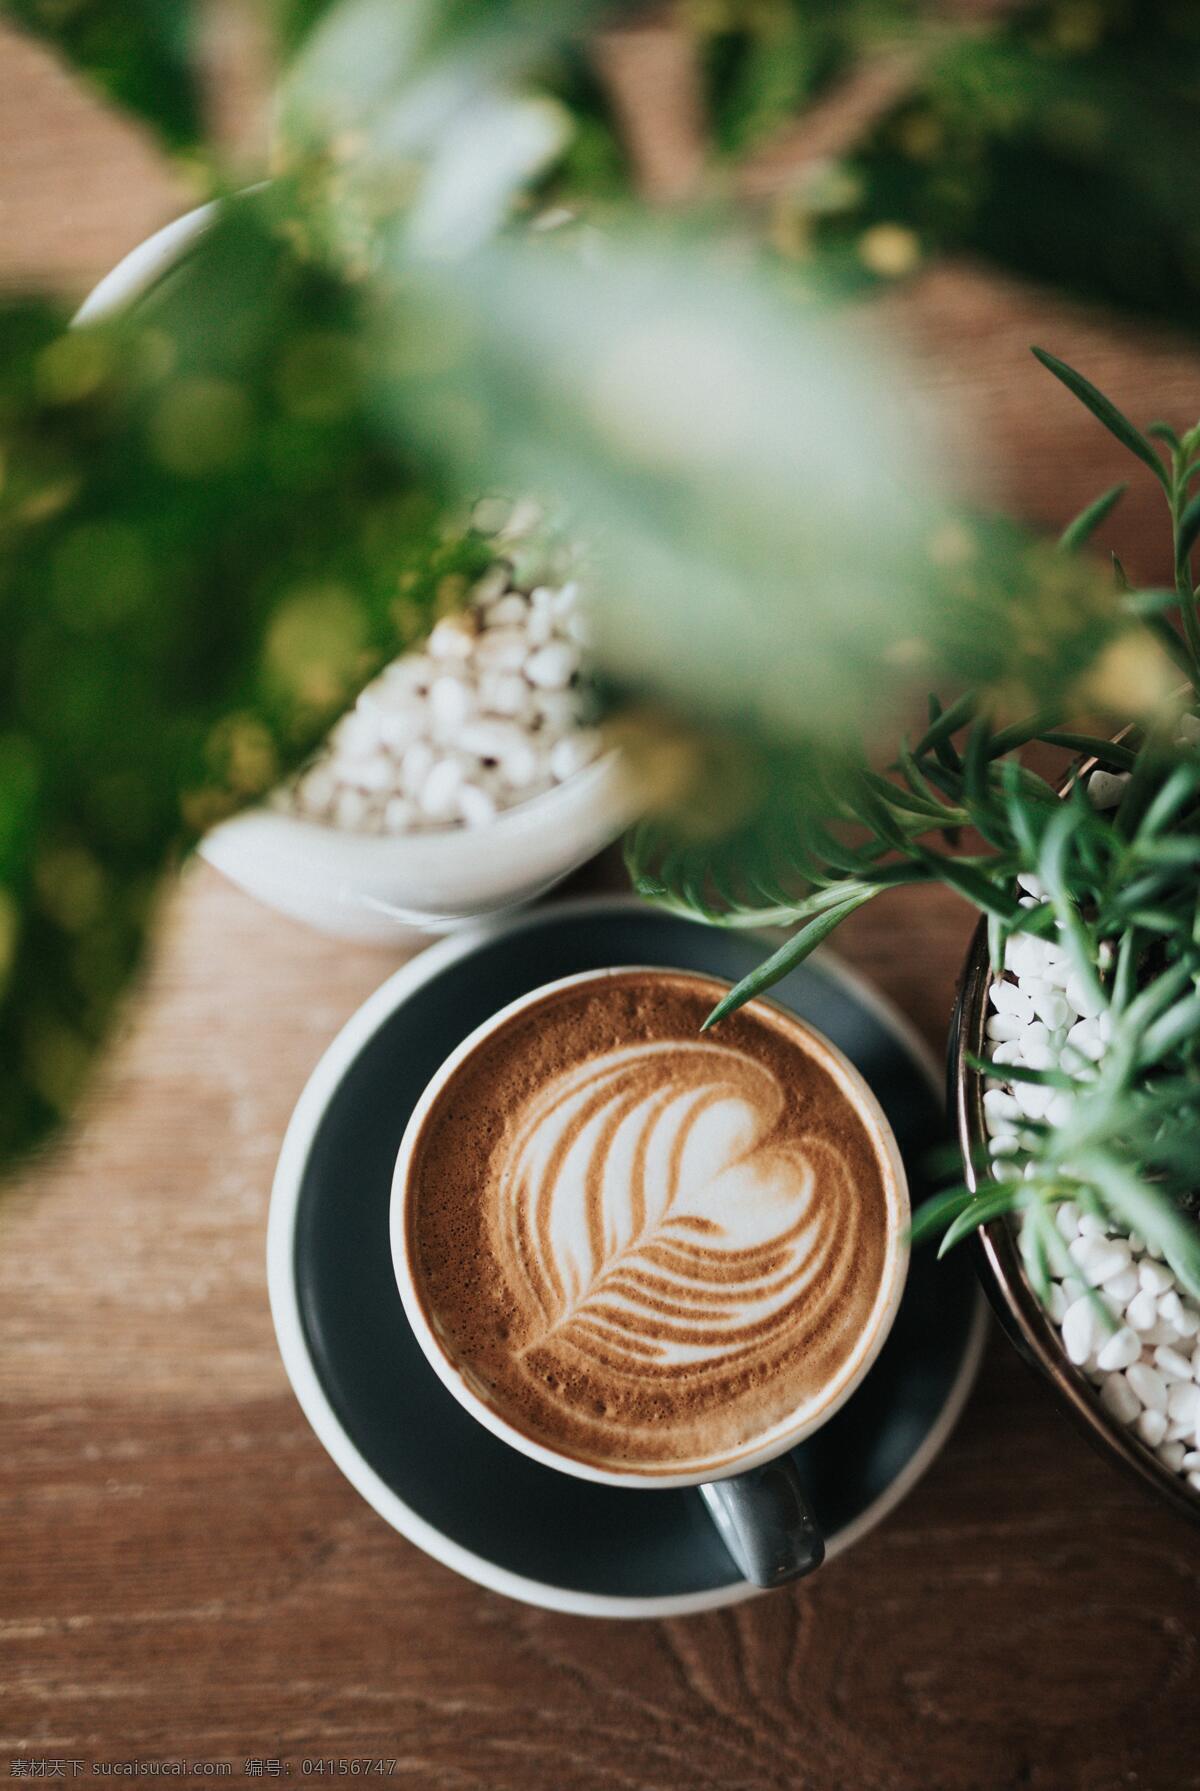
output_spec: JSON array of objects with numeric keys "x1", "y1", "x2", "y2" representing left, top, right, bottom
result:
[{"x1": 269, "y1": 897, "x2": 985, "y2": 1617}]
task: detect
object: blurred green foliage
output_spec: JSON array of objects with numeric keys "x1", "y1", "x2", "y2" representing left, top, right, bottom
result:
[
  {"x1": 5, "y1": 0, "x2": 204, "y2": 149},
  {"x1": 0, "y1": 190, "x2": 494, "y2": 1160},
  {"x1": 804, "y1": 0, "x2": 1200, "y2": 334},
  {"x1": 2, "y1": 0, "x2": 1200, "y2": 1186}
]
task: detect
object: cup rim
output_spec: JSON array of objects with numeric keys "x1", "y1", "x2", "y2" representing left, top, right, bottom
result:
[{"x1": 389, "y1": 963, "x2": 911, "y2": 1490}]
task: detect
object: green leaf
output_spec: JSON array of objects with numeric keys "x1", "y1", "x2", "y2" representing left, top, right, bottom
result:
[
  {"x1": 1036, "y1": 732, "x2": 1139, "y2": 772},
  {"x1": 1176, "y1": 488, "x2": 1200, "y2": 569},
  {"x1": 907, "y1": 1184, "x2": 979, "y2": 1247},
  {"x1": 938, "y1": 1187, "x2": 1022, "y2": 1255},
  {"x1": 1138, "y1": 991, "x2": 1200, "y2": 1067},
  {"x1": 701, "y1": 891, "x2": 878, "y2": 1031},
  {"x1": 913, "y1": 690, "x2": 976, "y2": 760},
  {"x1": 1031, "y1": 349, "x2": 1169, "y2": 491},
  {"x1": 4, "y1": 0, "x2": 204, "y2": 151},
  {"x1": 1057, "y1": 482, "x2": 1127, "y2": 553}
]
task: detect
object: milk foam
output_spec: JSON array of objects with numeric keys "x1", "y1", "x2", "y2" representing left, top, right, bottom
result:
[
  {"x1": 494, "y1": 1039, "x2": 852, "y2": 1382},
  {"x1": 408, "y1": 971, "x2": 898, "y2": 1476}
]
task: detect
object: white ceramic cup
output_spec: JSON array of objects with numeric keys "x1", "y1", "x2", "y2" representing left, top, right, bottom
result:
[{"x1": 390, "y1": 966, "x2": 910, "y2": 1586}]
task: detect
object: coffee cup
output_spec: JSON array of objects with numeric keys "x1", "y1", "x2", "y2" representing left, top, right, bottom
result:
[{"x1": 390, "y1": 967, "x2": 909, "y2": 1587}]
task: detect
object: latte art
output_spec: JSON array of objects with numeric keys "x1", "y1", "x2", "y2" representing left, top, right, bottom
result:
[
  {"x1": 404, "y1": 971, "x2": 904, "y2": 1477},
  {"x1": 497, "y1": 1040, "x2": 855, "y2": 1382}
]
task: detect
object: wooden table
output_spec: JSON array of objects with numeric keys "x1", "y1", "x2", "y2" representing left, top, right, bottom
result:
[{"x1": 2, "y1": 23, "x2": 1199, "y2": 1789}]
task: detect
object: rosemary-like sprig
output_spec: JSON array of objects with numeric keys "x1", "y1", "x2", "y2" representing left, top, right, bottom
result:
[{"x1": 630, "y1": 351, "x2": 1200, "y2": 1281}]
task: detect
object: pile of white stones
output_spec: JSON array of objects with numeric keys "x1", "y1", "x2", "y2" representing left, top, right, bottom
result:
[
  {"x1": 981, "y1": 759, "x2": 1200, "y2": 1493},
  {"x1": 273, "y1": 501, "x2": 599, "y2": 835}
]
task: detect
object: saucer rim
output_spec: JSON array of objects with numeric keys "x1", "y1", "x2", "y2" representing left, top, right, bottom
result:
[{"x1": 267, "y1": 895, "x2": 988, "y2": 1620}]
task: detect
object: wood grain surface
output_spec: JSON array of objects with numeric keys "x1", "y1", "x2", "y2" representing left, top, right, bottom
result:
[{"x1": 2, "y1": 19, "x2": 1200, "y2": 1789}]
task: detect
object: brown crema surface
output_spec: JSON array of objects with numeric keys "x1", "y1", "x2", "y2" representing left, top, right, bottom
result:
[{"x1": 406, "y1": 971, "x2": 897, "y2": 1476}]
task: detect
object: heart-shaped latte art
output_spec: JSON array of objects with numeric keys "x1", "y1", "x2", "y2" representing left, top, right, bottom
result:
[{"x1": 489, "y1": 1038, "x2": 861, "y2": 1388}]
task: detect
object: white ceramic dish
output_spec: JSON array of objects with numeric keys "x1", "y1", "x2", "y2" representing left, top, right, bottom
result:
[{"x1": 76, "y1": 204, "x2": 637, "y2": 943}]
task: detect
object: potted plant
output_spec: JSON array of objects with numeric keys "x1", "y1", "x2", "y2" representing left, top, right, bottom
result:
[{"x1": 630, "y1": 350, "x2": 1200, "y2": 1513}]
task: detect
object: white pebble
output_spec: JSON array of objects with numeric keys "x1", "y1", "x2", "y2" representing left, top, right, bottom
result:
[
  {"x1": 1154, "y1": 1346, "x2": 1193, "y2": 1383},
  {"x1": 526, "y1": 605, "x2": 555, "y2": 648},
  {"x1": 297, "y1": 765, "x2": 335, "y2": 814},
  {"x1": 427, "y1": 616, "x2": 476, "y2": 661},
  {"x1": 483, "y1": 593, "x2": 528, "y2": 627},
  {"x1": 1160, "y1": 1441, "x2": 1187, "y2": 1472},
  {"x1": 457, "y1": 782, "x2": 497, "y2": 827},
  {"x1": 1096, "y1": 1327, "x2": 1141, "y2": 1372},
  {"x1": 1135, "y1": 1407, "x2": 1168, "y2": 1447},
  {"x1": 1078, "y1": 1213, "x2": 1110, "y2": 1239},
  {"x1": 381, "y1": 654, "x2": 433, "y2": 695},
  {"x1": 1087, "y1": 769, "x2": 1131, "y2": 809},
  {"x1": 474, "y1": 627, "x2": 529, "y2": 672},
  {"x1": 989, "y1": 1133, "x2": 1020, "y2": 1158},
  {"x1": 1166, "y1": 1381, "x2": 1200, "y2": 1424},
  {"x1": 1033, "y1": 989, "x2": 1071, "y2": 1030},
  {"x1": 418, "y1": 756, "x2": 464, "y2": 819},
  {"x1": 400, "y1": 740, "x2": 435, "y2": 797},
  {"x1": 338, "y1": 755, "x2": 393, "y2": 793},
  {"x1": 1183, "y1": 1450, "x2": 1200, "y2": 1471},
  {"x1": 1062, "y1": 1296, "x2": 1107, "y2": 1365},
  {"x1": 1131, "y1": 1289, "x2": 1167, "y2": 1332},
  {"x1": 470, "y1": 563, "x2": 511, "y2": 605},
  {"x1": 1054, "y1": 1201, "x2": 1082, "y2": 1240},
  {"x1": 1064, "y1": 1019, "x2": 1104, "y2": 1063},
  {"x1": 1100, "y1": 1372, "x2": 1142, "y2": 1424},
  {"x1": 1013, "y1": 1081, "x2": 1052, "y2": 1120},
  {"x1": 383, "y1": 796, "x2": 417, "y2": 833},
  {"x1": 1158, "y1": 1290, "x2": 1186, "y2": 1329},
  {"x1": 1047, "y1": 1282, "x2": 1070, "y2": 1323},
  {"x1": 479, "y1": 671, "x2": 531, "y2": 719},
  {"x1": 532, "y1": 690, "x2": 581, "y2": 738},
  {"x1": 1017, "y1": 872, "x2": 1046, "y2": 898},
  {"x1": 1139, "y1": 1261, "x2": 1174, "y2": 1296},
  {"x1": 983, "y1": 1088, "x2": 1021, "y2": 1126},
  {"x1": 1004, "y1": 935, "x2": 1045, "y2": 979},
  {"x1": 458, "y1": 718, "x2": 528, "y2": 762},
  {"x1": 549, "y1": 731, "x2": 602, "y2": 781},
  {"x1": 1173, "y1": 1303, "x2": 1200, "y2": 1339},
  {"x1": 429, "y1": 675, "x2": 474, "y2": 735},
  {"x1": 377, "y1": 708, "x2": 426, "y2": 753},
  {"x1": 498, "y1": 740, "x2": 542, "y2": 790},
  {"x1": 1126, "y1": 1362, "x2": 1168, "y2": 1411},
  {"x1": 525, "y1": 642, "x2": 578, "y2": 690},
  {"x1": 991, "y1": 980, "x2": 1034, "y2": 1020},
  {"x1": 1189, "y1": 1472, "x2": 1200, "y2": 1494},
  {"x1": 1065, "y1": 973, "x2": 1104, "y2": 1019},
  {"x1": 1104, "y1": 1267, "x2": 1139, "y2": 1304},
  {"x1": 333, "y1": 787, "x2": 368, "y2": 830},
  {"x1": 991, "y1": 1040, "x2": 1022, "y2": 1066},
  {"x1": 1045, "y1": 1092, "x2": 1075, "y2": 1128},
  {"x1": 1068, "y1": 1236, "x2": 1131, "y2": 1286}
]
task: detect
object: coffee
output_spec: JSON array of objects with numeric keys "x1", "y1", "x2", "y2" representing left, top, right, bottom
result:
[{"x1": 403, "y1": 970, "x2": 906, "y2": 1478}]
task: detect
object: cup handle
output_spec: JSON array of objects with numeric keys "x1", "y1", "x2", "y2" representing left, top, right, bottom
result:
[{"x1": 699, "y1": 1457, "x2": 825, "y2": 1588}]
